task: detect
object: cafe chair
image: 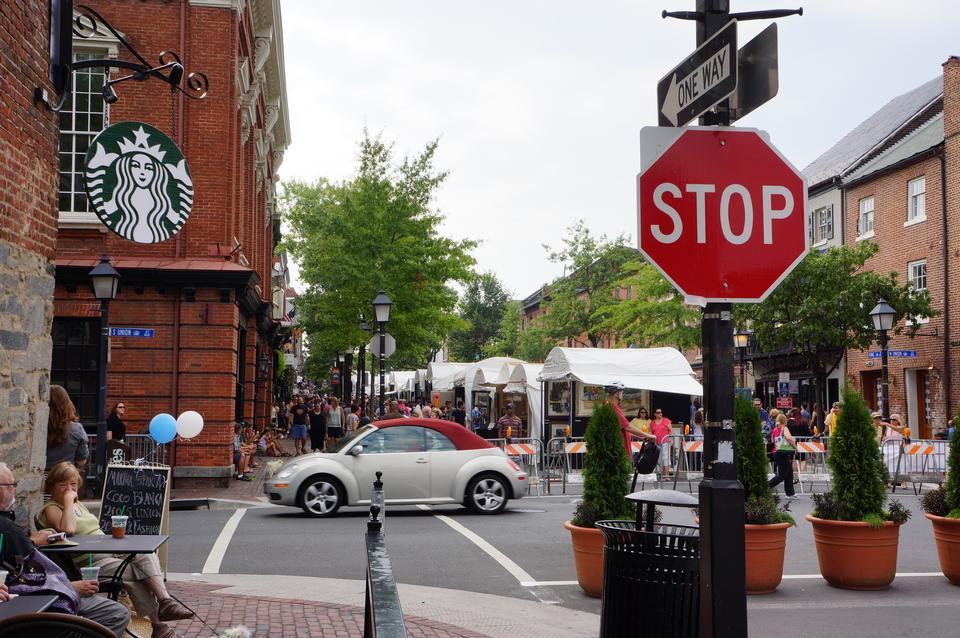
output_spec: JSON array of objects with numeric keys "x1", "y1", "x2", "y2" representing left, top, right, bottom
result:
[{"x1": 0, "y1": 611, "x2": 115, "y2": 637}]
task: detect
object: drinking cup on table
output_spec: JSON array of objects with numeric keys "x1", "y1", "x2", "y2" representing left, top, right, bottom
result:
[
  {"x1": 111, "y1": 515, "x2": 128, "y2": 538},
  {"x1": 80, "y1": 566, "x2": 100, "y2": 581},
  {"x1": 0, "y1": 570, "x2": 7, "y2": 584}
]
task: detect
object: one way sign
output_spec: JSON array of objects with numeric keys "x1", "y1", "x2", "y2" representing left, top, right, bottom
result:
[{"x1": 657, "y1": 20, "x2": 738, "y2": 127}]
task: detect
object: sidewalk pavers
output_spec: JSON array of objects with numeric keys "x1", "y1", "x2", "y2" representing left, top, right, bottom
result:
[{"x1": 166, "y1": 581, "x2": 492, "y2": 638}]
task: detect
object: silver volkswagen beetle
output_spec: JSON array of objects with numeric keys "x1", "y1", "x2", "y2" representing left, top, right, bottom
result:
[{"x1": 264, "y1": 418, "x2": 527, "y2": 517}]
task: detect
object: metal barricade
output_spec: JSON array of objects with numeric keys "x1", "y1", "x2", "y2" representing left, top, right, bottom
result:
[
  {"x1": 883, "y1": 438, "x2": 947, "y2": 494},
  {"x1": 670, "y1": 434, "x2": 702, "y2": 494},
  {"x1": 792, "y1": 436, "x2": 831, "y2": 494},
  {"x1": 542, "y1": 436, "x2": 587, "y2": 494},
  {"x1": 487, "y1": 437, "x2": 543, "y2": 496}
]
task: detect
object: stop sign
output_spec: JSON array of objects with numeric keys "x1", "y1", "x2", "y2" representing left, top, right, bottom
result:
[{"x1": 637, "y1": 127, "x2": 808, "y2": 303}]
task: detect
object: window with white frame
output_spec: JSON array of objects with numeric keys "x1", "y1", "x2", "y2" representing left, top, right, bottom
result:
[
  {"x1": 908, "y1": 259, "x2": 929, "y2": 324},
  {"x1": 907, "y1": 176, "x2": 926, "y2": 222},
  {"x1": 813, "y1": 205, "x2": 834, "y2": 243},
  {"x1": 857, "y1": 197, "x2": 874, "y2": 237},
  {"x1": 58, "y1": 50, "x2": 109, "y2": 217}
]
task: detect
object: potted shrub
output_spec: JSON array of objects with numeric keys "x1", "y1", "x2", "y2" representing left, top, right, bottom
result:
[
  {"x1": 734, "y1": 395, "x2": 795, "y2": 594},
  {"x1": 919, "y1": 418, "x2": 960, "y2": 585},
  {"x1": 565, "y1": 401, "x2": 633, "y2": 597},
  {"x1": 806, "y1": 387, "x2": 911, "y2": 590}
]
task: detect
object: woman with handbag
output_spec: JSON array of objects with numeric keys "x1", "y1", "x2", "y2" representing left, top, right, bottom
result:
[
  {"x1": 38, "y1": 462, "x2": 194, "y2": 638},
  {"x1": 768, "y1": 413, "x2": 798, "y2": 500}
]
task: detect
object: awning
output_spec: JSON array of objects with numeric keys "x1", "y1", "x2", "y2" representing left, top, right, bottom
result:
[{"x1": 538, "y1": 347, "x2": 702, "y2": 396}]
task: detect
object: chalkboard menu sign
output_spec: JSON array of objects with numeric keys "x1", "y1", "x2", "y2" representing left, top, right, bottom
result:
[{"x1": 98, "y1": 464, "x2": 171, "y2": 535}]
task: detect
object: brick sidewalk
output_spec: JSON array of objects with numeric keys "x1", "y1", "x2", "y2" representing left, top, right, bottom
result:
[
  {"x1": 171, "y1": 437, "x2": 299, "y2": 503},
  {"x1": 164, "y1": 581, "x2": 492, "y2": 638}
]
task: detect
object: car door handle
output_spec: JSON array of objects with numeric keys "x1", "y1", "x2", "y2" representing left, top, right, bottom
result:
[{"x1": 416, "y1": 458, "x2": 428, "y2": 464}]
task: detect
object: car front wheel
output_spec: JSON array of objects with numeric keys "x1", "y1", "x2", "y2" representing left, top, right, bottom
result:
[
  {"x1": 298, "y1": 475, "x2": 343, "y2": 517},
  {"x1": 466, "y1": 473, "x2": 509, "y2": 514}
]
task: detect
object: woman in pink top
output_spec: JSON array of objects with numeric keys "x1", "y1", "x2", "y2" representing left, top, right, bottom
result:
[{"x1": 650, "y1": 409, "x2": 673, "y2": 476}]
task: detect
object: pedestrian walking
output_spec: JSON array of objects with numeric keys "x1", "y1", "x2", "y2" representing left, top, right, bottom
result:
[
  {"x1": 768, "y1": 413, "x2": 797, "y2": 499},
  {"x1": 288, "y1": 395, "x2": 309, "y2": 455},
  {"x1": 452, "y1": 401, "x2": 467, "y2": 427},
  {"x1": 326, "y1": 397, "x2": 346, "y2": 449},
  {"x1": 46, "y1": 385, "x2": 90, "y2": 472},
  {"x1": 630, "y1": 407, "x2": 651, "y2": 433},
  {"x1": 650, "y1": 408, "x2": 673, "y2": 477},
  {"x1": 106, "y1": 400, "x2": 128, "y2": 442},
  {"x1": 497, "y1": 403, "x2": 522, "y2": 439},
  {"x1": 308, "y1": 401, "x2": 326, "y2": 452},
  {"x1": 346, "y1": 404, "x2": 361, "y2": 433}
]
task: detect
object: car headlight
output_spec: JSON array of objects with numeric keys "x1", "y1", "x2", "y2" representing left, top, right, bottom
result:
[{"x1": 277, "y1": 464, "x2": 299, "y2": 480}]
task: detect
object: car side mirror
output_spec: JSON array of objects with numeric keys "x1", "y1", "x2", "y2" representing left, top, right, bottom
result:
[{"x1": 348, "y1": 446, "x2": 363, "y2": 456}]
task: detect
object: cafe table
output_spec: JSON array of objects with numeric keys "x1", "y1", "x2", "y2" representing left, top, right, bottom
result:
[
  {"x1": 40, "y1": 535, "x2": 168, "y2": 599},
  {"x1": 0, "y1": 594, "x2": 59, "y2": 621}
]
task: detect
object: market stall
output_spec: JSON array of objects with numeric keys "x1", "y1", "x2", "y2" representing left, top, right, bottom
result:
[{"x1": 538, "y1": 347, "x2": 703, "y2": 437}]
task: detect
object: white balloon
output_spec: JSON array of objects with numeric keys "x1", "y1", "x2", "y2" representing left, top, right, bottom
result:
[{"x1": 176, "y1": 410, "x2": 204, "y2": 439}]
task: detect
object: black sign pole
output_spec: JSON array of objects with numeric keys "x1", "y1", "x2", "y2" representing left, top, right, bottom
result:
[{"x1": 696, "y1": 2, "x2": 748, "y2": 638}]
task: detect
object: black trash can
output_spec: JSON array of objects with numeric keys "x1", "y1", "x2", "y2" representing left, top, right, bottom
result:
[{"x1": 597, "y1": 518, "x2": 700, "y2": 638}]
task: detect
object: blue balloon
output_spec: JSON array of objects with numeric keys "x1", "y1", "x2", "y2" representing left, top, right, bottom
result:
[{"x1": 149, "y1": 413, "x2": 177, "y2": 444}]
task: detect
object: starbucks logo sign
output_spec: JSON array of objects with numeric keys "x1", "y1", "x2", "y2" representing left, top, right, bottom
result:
[{"x1": 84, "y1": 122, "x2": 193, "y2": 244}]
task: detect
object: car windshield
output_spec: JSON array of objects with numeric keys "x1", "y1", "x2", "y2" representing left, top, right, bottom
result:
[{"x1": 327, "y1": 424, "x2": 375, "y2": 453}]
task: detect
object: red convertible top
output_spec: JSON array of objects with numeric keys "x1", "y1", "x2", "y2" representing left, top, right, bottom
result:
[{"x1": 375, "y1": 417, "x2": 495, "y2": 451}]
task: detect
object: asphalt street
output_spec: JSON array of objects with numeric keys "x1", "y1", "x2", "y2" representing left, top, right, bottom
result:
[{"x1": 166, "y1": 489, "x2": 960, "y2": 636}]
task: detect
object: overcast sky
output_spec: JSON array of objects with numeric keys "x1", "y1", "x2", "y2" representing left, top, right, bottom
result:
[{"x1": 277, "y1": 1, "x2": 956, "y2": 300}]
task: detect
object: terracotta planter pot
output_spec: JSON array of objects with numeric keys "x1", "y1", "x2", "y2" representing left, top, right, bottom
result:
[
  {"x1": 564, "y1": 520, "x2": 604, "y2": 597},
  {"x1": 744, "y1": 523, "x2": 791, "y2": 594},
  {"x1": 926, "y1": 513, "x2": 960, "y2": 586},
  {"x1": 806, "y1": 515, "x2": 901, "y2": 590}
]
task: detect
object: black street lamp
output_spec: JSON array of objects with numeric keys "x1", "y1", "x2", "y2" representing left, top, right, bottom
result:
[
  {"x1": 372, "y1": 290, "x2": 392, "y2": 416},
  {"x1": 734, "y1": 329, "x2": 751, "y2": 390},
  {"x1": 359, "y1": 319, "x2": 372, "y2": 412},
  {"x1": 89, "y1": 254, "x2": 120, "y2": 488},
  {"x1": 870, "y1": 299, "x2": 897, "y2": 427}
]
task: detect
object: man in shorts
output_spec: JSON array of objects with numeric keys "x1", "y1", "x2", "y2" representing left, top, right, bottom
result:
[{"x1": 288, "y1": 395, "x2": 310, "y2": 455}]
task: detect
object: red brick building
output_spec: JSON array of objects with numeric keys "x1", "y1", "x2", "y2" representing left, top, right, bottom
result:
[
  {"x1": 0, "y1": 1, "x2": 61, "y2": 515},
  {"x1": 52, "y1": 0, "x2": 290, "y2": 486},
  {"x1": 801, "y1": 58, "x2": 959, "y2": 437}
]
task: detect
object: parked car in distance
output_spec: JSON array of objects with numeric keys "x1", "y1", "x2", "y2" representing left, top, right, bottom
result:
[{"x1": 264, "y1": 418, "x2": 527, "y2": 517}]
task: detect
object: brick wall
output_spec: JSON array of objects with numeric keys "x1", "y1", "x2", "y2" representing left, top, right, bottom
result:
[
  {"x1": 51, "y1": 1, "x2": 281, "y2": 486},
  {"x1": 843, "y1": 143, "x2": 949, "y2": 434},
  {"x1": 0, "y1": 1, "x2": 61, "y2": 518}
]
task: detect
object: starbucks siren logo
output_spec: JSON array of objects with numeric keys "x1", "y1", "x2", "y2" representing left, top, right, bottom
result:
[{"x1": 84, "y1": 122, "x2": 193, "y2": 244}]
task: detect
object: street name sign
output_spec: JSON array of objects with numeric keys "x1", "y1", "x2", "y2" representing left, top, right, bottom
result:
[
  {"x1": 369, "y1": 333, "x2": 396, "y2": 358},
  {"x1": 868, "y1": 350, "x2": 917, "y2": 358},
  {"x1": 109, "y1": 327, "x2": 154, "y2": 338},
  {"x1": 637, "y1": 126, "x2": 808, "y2": 304},
  {"x1": 729, "y1": 23, "x2": 778, "y2": 123},
  {"x1": 657, "y1": 20, "x2": 737, "y2": 127}
]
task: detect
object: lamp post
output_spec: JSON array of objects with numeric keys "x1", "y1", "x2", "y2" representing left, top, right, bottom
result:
[
  {"x1": 372, "y1": 290, "x2": 392, "y2": 416},
  {"x1": 359, "y1": 319, "x2": 372, "y2": 411},
  {"x1": 870, "y1": 299, "x2": 897, "y2": 429},
  {"x1": 89, "y1": 255, "x2": 120, "y2": 488},
  {"x1": 733, "y1": 329, "x2": 751, "y2": 390}
]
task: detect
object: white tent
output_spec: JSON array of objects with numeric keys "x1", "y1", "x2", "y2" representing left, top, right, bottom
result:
[
  {"x1": 504, "y1": 363, "x2": 544, "y2": 440},
  {"x1": 427, "y1": 362, "x2": 472, "y2": 391},
  {"x1": 390, "y1": 370, "x2": 416, "y2": 395},
  {"x1": 453, "y1": 357, "x2": 525, "y2": 414},
  {"x1": 538, "y1": 347, "x2": 703, "y2": 396}
]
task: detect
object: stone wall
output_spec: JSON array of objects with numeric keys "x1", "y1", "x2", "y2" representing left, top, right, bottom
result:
[{"x1": 0, "y1": 1, "x2": 61, "y2": 519}]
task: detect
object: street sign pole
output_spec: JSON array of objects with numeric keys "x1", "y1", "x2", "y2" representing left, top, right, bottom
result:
[{"x1": 696, "y1": 2, "x2": 747, "y2": 637}]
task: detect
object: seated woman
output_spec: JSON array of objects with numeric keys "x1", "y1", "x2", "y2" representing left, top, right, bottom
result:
[{"x1": 38, "y1": 462, "x2": 194, "y2": 638}]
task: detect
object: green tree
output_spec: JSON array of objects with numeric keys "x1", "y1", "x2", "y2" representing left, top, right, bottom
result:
[
  {"x1": 601, "y1": 259, "x2": 700, "y2": 350},
  {"x1": 280, "y1": 132, "x2": 476, "y2": 369},
  {"x1": 448, "y1": 272, "x2": 509, "y2": 361},
  {"x1": 735, "y1": 395, "x2": 772, "y2": 503},
  {"x1": 945, "y1": 411, "x2": 960, "y2": 516},
  {"x1": 538, "y1": 221, "x2": 634, "y2": 347},
  {"x1": 573, "y1": 401, "x2": 633, "y2": 527},
  {"x1": 483, "y1": 301, "x2": 556, "y2": 362},
  {"x1": 737, "y1": 242, "x2": 936, "y2": 416},
  {"x1": 826, "y1": 386, "x2": 888, "y2": 521}
]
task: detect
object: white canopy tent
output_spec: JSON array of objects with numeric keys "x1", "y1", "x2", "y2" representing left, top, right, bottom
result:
[
  {"x1": 389, "y1": 371, "x2": 416, "y2": 396},
  {"x1": 453, "y1": 357, "x2": 525, "y2": 414},
  {"x1": 539, "y1": 347, "x2": 703, "y2": 396},
  {"x1": 503, "y1": 363, "x2": 544, "y2": 440}
]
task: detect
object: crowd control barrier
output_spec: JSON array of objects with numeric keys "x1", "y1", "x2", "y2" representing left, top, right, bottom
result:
[
  {"x1": 669, "y1": 434, "x2": 702, "y2": 494},
  {"x1": 791, "y1": 436, "x2": 831, "y2": 495},
  {"x1": 882, "y1": 438, "x2": 947, "y2": 494},
  {"x1": 488, "y1": 437, "x2": 543, "y2": 495},
  {"x1": 545, "y1": 436, "x2": 586, "y2": 494}
]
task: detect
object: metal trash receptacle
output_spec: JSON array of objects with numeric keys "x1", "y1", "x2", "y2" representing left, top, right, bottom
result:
[{"x1": 597, "y1": 490, "x2": 700, "y2": 638}]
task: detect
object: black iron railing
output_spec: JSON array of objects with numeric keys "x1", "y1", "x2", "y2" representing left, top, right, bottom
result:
[{"x1": 364, "y1": 472, "x2": 407, "y2": 638}]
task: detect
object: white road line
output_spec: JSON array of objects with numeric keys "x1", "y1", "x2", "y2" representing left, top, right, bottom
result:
[
  {"x1": 201, "y1": 508, "x2": 247, "y2": 574},
  {"x1": 416, "y1": 505, "x2": 535, "y2": 584},
  {"x1": 520, "y1": 580, "x2": 578, "y2": 587}
]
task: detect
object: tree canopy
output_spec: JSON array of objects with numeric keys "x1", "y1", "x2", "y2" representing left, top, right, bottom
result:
[
  {"x1": 448, "y1": 272, "x2": 510, "y2": 362},
  {"x1": 737, "y1": 241, "x2": 936, "y2": 411},
  {"x1": 279, "y1": 132, "x2": 476, "y2": 371}
]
